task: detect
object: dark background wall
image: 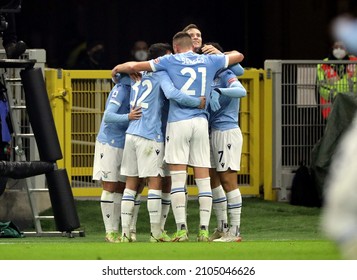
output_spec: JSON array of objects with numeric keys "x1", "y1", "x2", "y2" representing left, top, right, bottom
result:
[{"x1": 13, "y1": 0, "x2": 357, "y2": 69}]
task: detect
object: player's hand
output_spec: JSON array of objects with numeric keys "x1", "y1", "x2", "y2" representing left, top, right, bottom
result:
[
  {"x1": 198, "y1": 97, "x2": 206, "y2": 109},
  {"x1": 129, "y1": 72, "x2": 142, "y2": 82},
  {"x1": 201, "y1": 44, "x2": 222, "y2": 54},
  {"x1": 128, "y1": 106, "x2": 142, "y2": 120},
  {"x1": 210, "y1": 89, "x2": 221, "y2": 111},
  {"x1": 112, "y1": 73, "x2": 121, "y2": 84},
  {"x1": 111, "y1": 65, "x2": 121, "y2": 79}
]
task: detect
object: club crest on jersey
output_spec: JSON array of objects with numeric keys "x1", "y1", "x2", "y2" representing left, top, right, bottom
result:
[
  {"x1": 221, "y1": 163, "x2": 225, "y2": 168},
  {"x1": 155, "y1": 149, "x2": 160, "y2": 155},
  {"x1": 227, "y1": 144, "x2": 232, "y2": 150},
  {"x1": 166, "y1": 136, "x2": 169, "y2": 142}
]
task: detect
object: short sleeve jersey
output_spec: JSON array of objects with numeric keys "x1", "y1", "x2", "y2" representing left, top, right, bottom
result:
[
  {"x1": 126, "y1": 71, "x2": 165, "y2": 142},
  {"x1": 150, "y1": 51, "x2": 228, "y2": 122}
]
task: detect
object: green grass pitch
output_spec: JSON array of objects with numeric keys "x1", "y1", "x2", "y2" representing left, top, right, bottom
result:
[{"x1": 0, "y1": 198, "x2": 341, "y2": 260}]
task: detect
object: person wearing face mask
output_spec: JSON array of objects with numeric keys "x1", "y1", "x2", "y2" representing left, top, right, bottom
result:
[
  {"x1": 131, "y1": 40, "x2": 149, "y2": 61},
  {"x1": 70, "y1": 40, "x2": 106, "y2": 70},
  {"x1": 317, "y1": 41, "x2": 357, "y2": 119}
]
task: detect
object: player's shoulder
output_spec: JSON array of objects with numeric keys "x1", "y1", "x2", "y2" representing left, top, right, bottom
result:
[{"x1": 152, "y1": 53, "x2": 172, "y2": 64}]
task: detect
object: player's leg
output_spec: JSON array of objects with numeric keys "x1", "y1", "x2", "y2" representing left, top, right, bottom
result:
[
  {"x1": 193, "y1": 166, "x2": 212, "y2": 242},
  {"x1": 101, "y1": 181, "x2": 125, "y2": 243},
  {"x1": 161, "y1": 174, "x2": 172, "y2": 237},
  {"x1": 213, "y1": 169, "x2": 242, "y2": 242},
  {"x1": 136, "y1": 137, "x2": 168, "y2": 242},
  {"x1": 93, "y1": 141, "x2": 123, "y2": 243},
  {"x1": 165, "y1": 121, "x2": 190, "y2": 241},
  {"x1": 209, "y1": 168, "x2": 228, "y2": 241},
  {"x1": 208, "y1": 134, "x2": 228, "y2": 240},
  {"x1": 212, "y1": 128, "x2": 243, "y2": 242},
  {"x1": 130, "y1": 181, "x2": 145, "y2": 242},
  {"x1": 120, "y1": 134, "x2": 140, "y2": 242},
  {"x1": 147, "y1": 176, "x2": 164, "y2": 242},
  {"x1": 190, "y1": 117, "x2": 212, "y2": 242},
  {"x1": 169, "y1": 165, "x2": 189, "y2": 241},
  {"x1": 121, "y1": 176, "x2": 140, "y2": 242}
]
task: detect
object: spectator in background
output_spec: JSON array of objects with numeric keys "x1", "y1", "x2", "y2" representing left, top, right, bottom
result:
[
  {"x1": 130, "y1": 40, "x2": 148, "y2": 61},
  {"x1": 71, "y1": 40, "x2": 106, "y2": 69},
  {"x1": 317, "y1": 41, "x2": 357, "y2": 119}
]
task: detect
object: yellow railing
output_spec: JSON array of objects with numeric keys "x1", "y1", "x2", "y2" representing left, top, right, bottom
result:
[{"x1": 44, "y1": 68, "x2": 273, "y2": 200}]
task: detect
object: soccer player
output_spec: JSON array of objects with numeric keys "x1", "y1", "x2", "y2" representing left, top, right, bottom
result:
[
  {"x1": 112, "y1": 31, "x2": 244, "y2": 242},
  {"x1": 119, "y1": 43, "x2": 206, "y2": 242},
  {"x1": 183, "y1": 25, "x2": 245, "y2": 242},
  {"x1": 92, "y1": 74, "x2": 141, "y2": 243},
  {"x1": 183, "y1": 23, "x2": 244, "y2": 75},
  {"x1": 206, "y1": 42, "x2": 247, "y2": 242}
]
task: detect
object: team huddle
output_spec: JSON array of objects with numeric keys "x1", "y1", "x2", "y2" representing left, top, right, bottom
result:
[{"x1": 93, "y1": 24, "x2": 246, "y2": 243}]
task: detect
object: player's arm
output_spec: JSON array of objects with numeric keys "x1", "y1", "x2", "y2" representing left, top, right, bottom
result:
[
  {"x1": 210, "y1": 80, "x2": 247, "y2": 112},
  {"x1": 229, "y1": 63, "x2": 244, "y2": 76},
  {"x1": 226, "y1": 50, "x2": 244, "y2": 66},
  {"x1": 215, "y1": 80, "x2": 247, "y2": 98},
  {"x1": 202, "y1": 45, "x2": 244, "y2": 76},
  {"x1": 103, "y1": 102, "x2": 142, "y2": 123},
  {"x1": 159, "y1": 71, "x2": 204, "y2": 108},
  {"x1": 103, "y1": 102, "x2": 129, "y2": 123},
  {"x1": 111, "y1": 61, "x2": 152, "y2": 79},
  {"x1": 201, "y1": 44, "x2": 222, "y2": 54},
  {"x1": 216, "y1": 70, "x2": 247, "y2": 98}
]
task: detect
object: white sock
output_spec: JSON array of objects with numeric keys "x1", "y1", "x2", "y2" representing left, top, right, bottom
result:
[
  {"x1": 130, "y1": 194, "x2": 141, "y2": 233},
  {"x1": 185, "y1": 183, "x2": 188, "y2": 215},
  {"x1": 170, "y1": 170, "x2": 187, "y2": 231},
  {"x1": 195, "y1": 177, "x2": 212, "y2": 230},
  {"x1": 121, "y1": 188, "x2": 136, "y2": 237},
  {"x1": 212, "y1": 185, "x2": 228, "y2": 231},
  {"x1": 112, "y1": 192, "x2": 123, "y2": 232},
  {"x1": 227, "y1": 188, "x2": 242, "y2": 236},
  {"x1": 161, "y1": 192, "x2": 171, "y2": 231},
  {"x1": 147, "y1": 189, "x2": 162, "y2": 237},
  {"x1": 100, "y1": 190, "x2": 115, "y2": 233}
]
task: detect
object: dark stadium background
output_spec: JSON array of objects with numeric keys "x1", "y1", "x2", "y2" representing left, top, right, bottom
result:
[{"x1": 12, "y1": 0, "x2": 357, "y2": 69}]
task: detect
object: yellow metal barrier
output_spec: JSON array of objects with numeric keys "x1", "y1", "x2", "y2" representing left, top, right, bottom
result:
[{"x1": 44, "y1": 68, "x2": 273, "y2": 200}]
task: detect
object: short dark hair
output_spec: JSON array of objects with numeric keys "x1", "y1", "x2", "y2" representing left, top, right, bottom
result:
[
  {"x1": 182, "y1": 23, "x2": 199, "y2": 32},
  {"x1": 172, "y1": 31, "x2": 193, "y2": 48},
  {"x1": 203, "y1": 42, "x2": 224, "y2": 52},
  {"x1": 148, "y1": 43, "x2": 173, "y2": 60}
]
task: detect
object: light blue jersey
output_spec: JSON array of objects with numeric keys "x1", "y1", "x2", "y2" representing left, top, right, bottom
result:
[
  {"x1": 209, "y1": 69, "x2": 246, "y2": 130},
  {"x1": 150, "y1": 51, "x2": 228, "y2": 122},
  {"x1": 96, "y1": 83, "x2": 131, "y2": 148},
  {"x1": 126, "y1": 71, "x2": 165, "y2": 142}
]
